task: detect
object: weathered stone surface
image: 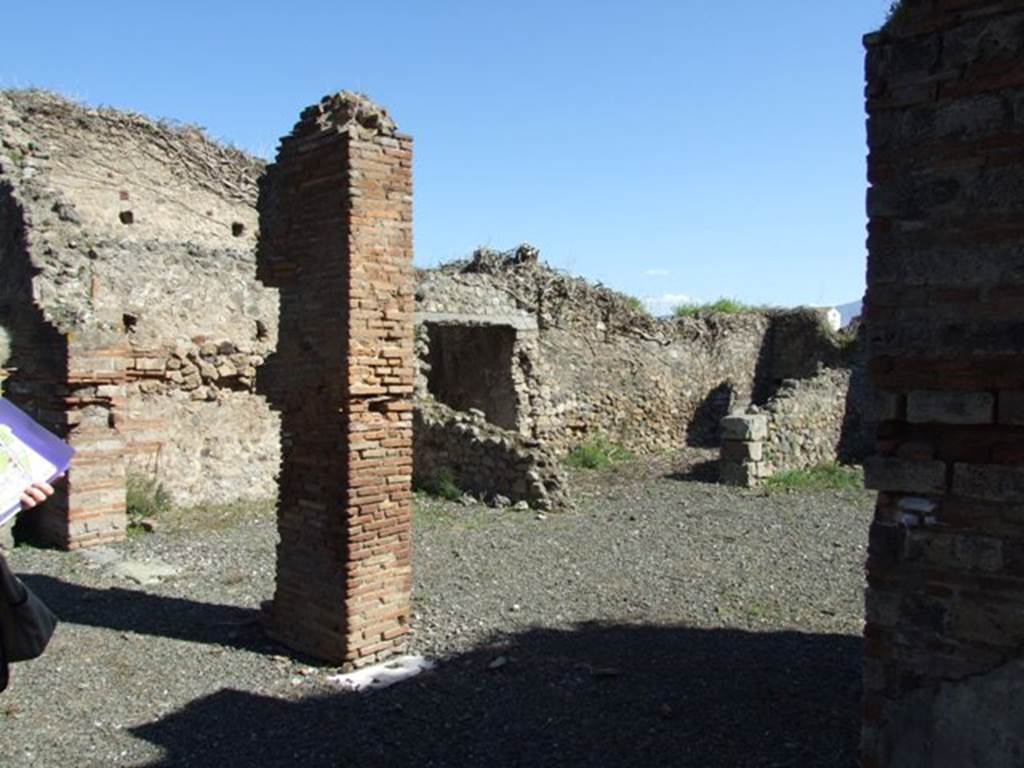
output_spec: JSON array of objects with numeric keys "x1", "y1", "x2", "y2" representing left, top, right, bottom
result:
[
  {"x1": 720, "y1": 414, "x2": 768, "y2": 442},
  {"x1": 721, "y1": 440, "x2": 763, "y2": 462},
  {"x1": 953, "y1": 463, "x2": 1024, "y2": 503},
  {"x1": 863, "y1": 457, "x2": 947, "y2": 494},
  {"x1": 864, "y1": 6, "x2": 1024, "y2": 763},
  {"x1": 414, "y1": 400, "x2": 569, "y2": 511},
  {"x1": 907, "y1": 391, "x2": 994, "y2": 425}
]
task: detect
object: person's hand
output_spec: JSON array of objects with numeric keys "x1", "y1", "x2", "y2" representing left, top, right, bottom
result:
[{"x1": 19, "y1": 481, "x2": 54, "y2": 510}]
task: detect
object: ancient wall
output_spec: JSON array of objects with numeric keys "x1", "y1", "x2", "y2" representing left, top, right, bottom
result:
[
  {"x1": 0, "y1": 90, "x2": 280, "y2": 534},
  {"x1": 417, "y1": 248, "x2": 855, "y2": 455},
  {"x1": 257, "y1": 92, "x2": 414, "y2": 666},
  {"x1": 862, "y1": 2, "x2": 1024, "y2": 764},
  {"x1": 414, "y1": 400, "x2": 570, "y2": 510}
]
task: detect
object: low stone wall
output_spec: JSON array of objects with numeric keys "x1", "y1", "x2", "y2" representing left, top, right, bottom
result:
[
  {"x1": 719, "y1": 362, "x2": 869, "y2": 487},
  {"x1": 413, "y1": 399, "x2": 570, "y2": 511},
  {"x1": 763, "y1": 368, "x2": 853, "y2": 472}
]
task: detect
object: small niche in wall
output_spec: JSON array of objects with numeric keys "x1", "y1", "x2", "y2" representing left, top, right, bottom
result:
[{"x1": 425, "y1": 322, "x2": 519, "y2": 430}]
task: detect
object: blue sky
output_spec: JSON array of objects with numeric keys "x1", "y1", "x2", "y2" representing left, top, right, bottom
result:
[{"x1": 1, "y1": 1, "x2": 891, "y2": 312}]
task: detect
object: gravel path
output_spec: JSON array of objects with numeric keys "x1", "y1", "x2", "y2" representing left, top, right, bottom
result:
[{"x1": 0, "y1": 451, "x2": 873, "y2": 767}]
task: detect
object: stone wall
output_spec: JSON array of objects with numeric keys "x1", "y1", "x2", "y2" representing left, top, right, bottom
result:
[
  {"x1": 417, "y1": 248, "x2": 854, "y2": 455},
  {"x1": 414, "y1": 399, "x2": 570, "y2": 511},
  {"x1": 863, "y1": 2, "x2": 1024, "y2": 764},
  {"x1": 0, "y1": 90, "x2": 280, "y2": 544}
]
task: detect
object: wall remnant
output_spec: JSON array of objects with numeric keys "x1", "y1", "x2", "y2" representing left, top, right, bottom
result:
[
  {"x1": 0, "y1": 89, "x2": 278, "y2": 546},
  {"x1": 1, "y1": 89, "x2": 872, "y2": 538},
  {"x1": 414, "y1": 399, "x2": 570, "y2": 510},
  {"x1": 257, "y1": 92, "x2": 414, "y2": 666},
  {"x1": 417, "y1": 249, "x2": 865, "y2": 460},
  {"x1": 863, "y1": 2, "x2": 1024, "y2": 763}
]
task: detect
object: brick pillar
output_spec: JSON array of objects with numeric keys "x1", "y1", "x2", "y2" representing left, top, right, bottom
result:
[
  {"x1": 863, "y1": 3, "x2": 1024, "y2": 764},
  {"x1": 8, "y1": 331, "x2": 128, "y2": 549},
  {"x1": 61, "y1": 338, "x2": 128, "y2": 549},
  {"x1": 257, "y1": 92, "x2": 414, "y2": 666}
]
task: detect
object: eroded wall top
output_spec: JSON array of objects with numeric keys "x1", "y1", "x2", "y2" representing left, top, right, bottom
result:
[{"x1": 0, "y1": 89, "x2": 275, "y2": 345}]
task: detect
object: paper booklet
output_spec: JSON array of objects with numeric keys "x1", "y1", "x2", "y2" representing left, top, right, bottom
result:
[{"x1": 0, "y1": 398, "x2": 75, "y2": 528}]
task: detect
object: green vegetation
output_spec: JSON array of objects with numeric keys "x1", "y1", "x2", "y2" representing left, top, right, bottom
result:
[
  {"x1": 622, "y1": 295, "x2": 647, "y2": 314},
  {"x1": 126, "y1": 474, "x2": 173, "y2": 519},
  {"x1": 125, "y1": 473, "x2": 173, "y2": 534},
  {"x1": 415, "y1": 466, "x2": 462, "y2": 501},
  {"x1": 762, "y1": 463, "x2": 863, "y2": 493},
  {"x1": 565, "y1": 437, "x2": 635, "y2": 470},
  {"x1": 672, "y1": 298, "x2": 768, "y2": 317}
]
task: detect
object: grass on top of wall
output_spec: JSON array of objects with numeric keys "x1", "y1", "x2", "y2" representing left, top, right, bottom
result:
[{"x1": 673, "y1": 298, "x2": 770, "y2": 318}]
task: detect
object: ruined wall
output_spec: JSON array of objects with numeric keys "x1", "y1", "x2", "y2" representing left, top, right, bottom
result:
[
  {"x1": 417, "y1": 248, "x2": 853, "y2": 455},
  {"x1": 414, "y1": 400, "x2": 570, "y2": 510},
  {"x1": 862, "y1": 3, "x2": 1024, "y2": 764},
  {"x1": 0, "y1": 90, "x2": 280, "y2": 521}
]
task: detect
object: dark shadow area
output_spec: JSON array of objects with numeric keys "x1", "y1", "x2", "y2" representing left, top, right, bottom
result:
[
  {"x1": 685, "y1": 382, "x2": 735, "y2": 447},
  {"x1": 425, "y1": 322, "x2": 519, "y2": 430},
  {"x1": 0, "y1": 182, "x2": 73, "y2": 547},
  {"x1": 837, "y1": 324, "x2": 873, "y2": 464},
  {"x1": 128, "y1": 622, "x2": 862, "y2": 768},
  {"x1": 665, "y1": 459, "x2": 720, "y2": 483},
  {"x1": 22, "y1": 575, "x2": 276, "y2": 655}
]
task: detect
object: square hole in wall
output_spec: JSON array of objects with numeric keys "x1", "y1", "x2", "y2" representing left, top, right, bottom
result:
[{"x1": 425, "y1": 322, "x2": 518, "y2": 430}]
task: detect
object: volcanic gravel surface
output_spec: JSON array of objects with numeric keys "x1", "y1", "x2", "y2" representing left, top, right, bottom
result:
[{"x1": 1, "y1": 450, "x2": 872, "y2": 767}]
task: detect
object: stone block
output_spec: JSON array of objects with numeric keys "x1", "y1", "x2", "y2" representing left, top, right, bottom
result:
[
  {"x1": 953, "y1": 463, "x2": 1024, "y2": 503},
  {"x1": 720, "y1": 414, "x2": 768, "y2": 442},
  {"x1": 721, "y1": 440, "x2": 763, "y2": 462},
  {"x1": 907, "y1": 391, "x2": 994, "y2": 425},
  {"x1": 998, "y1": 391, "x2": 1024, "y2": 426},
  {"x1": 719, "y1": 461, "x2": 757, "y2": 488},
  {"x1": 864, "y1": 456, "x2": 947, "y2": 494}
]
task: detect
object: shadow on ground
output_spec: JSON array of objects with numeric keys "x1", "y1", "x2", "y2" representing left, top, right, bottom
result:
[
  {"x1": 124, "y1": 622, "x2": 862, "y2": 768},
  {"x1": 23, "y1": 575, "x2": 272, "y2": 654},
  {"x1": 665, "y1": 459, "x2": 719, "y2": 483}
]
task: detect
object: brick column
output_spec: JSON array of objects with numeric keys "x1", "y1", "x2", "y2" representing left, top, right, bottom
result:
[
  {"x1": 863, "y1": 3, "x2": 1024, "y2": 764},
  {"x1": 257, "y1": 92, "x2": 414, "y2": 666},
  {"x1": 6, "y1": 330, "x2": 128, "y2": 549}
]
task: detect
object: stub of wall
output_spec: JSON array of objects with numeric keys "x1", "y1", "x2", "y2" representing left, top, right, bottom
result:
[
  {"x1": 257, "y1": 92, "x2": 414, "y2": 666},
  {"x1": 863, "y1": 3, "x2": 1024, "y2": 765}
]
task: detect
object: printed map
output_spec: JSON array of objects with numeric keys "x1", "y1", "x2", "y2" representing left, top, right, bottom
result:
[{"x1": 0, "y1": 423, "x2": 57, "y2": 526}]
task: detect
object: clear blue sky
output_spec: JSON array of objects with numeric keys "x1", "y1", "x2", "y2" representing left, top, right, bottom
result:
[{"x1": 1, "y1": 1, "x2": 891, "y2": 312}]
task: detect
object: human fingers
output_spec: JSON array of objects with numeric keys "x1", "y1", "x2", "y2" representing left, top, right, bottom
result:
[
  {"x1": 19, "y1": 491, "x2": 38, "y2": 509},
  {"x1": 32, "y1": 482, "x2": 55, "y2": 497}
]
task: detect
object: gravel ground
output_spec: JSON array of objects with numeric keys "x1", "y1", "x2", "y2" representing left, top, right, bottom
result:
[{"x1": 0, "y1": 450, "x2": 873, "y2": 768}]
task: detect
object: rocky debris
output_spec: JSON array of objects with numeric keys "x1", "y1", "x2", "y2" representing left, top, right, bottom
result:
[
  {"x1": 414, "y1": 398, "x2": 571, "y2": 511},
  {"x1": 299, "y1": 90, "x2": 398, "y2": 139},
  {"x1": 128, "y1": 339, "x2": 267, "y2": 398}
]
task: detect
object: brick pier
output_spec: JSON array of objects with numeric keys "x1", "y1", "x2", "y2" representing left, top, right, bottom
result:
[
  {"x1": 257, "y1": 93, "x2": 415, "y2": 665},
  {"x1": 863, "y1": 2, "x2": 1024, "y2": 763}
]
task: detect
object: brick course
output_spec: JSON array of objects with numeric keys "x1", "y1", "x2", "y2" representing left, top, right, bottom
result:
[
  {"x1": 257, "y1": 93, "x2": 413, "y2": 666},
  {"x1": 863, "y1": 2, "x2": 1024, "y2": 763}
]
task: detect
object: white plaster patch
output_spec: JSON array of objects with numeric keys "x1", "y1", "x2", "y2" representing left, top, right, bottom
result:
[{"x1": 326, "y1": 655, "x2": 436, "y2": 693}]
